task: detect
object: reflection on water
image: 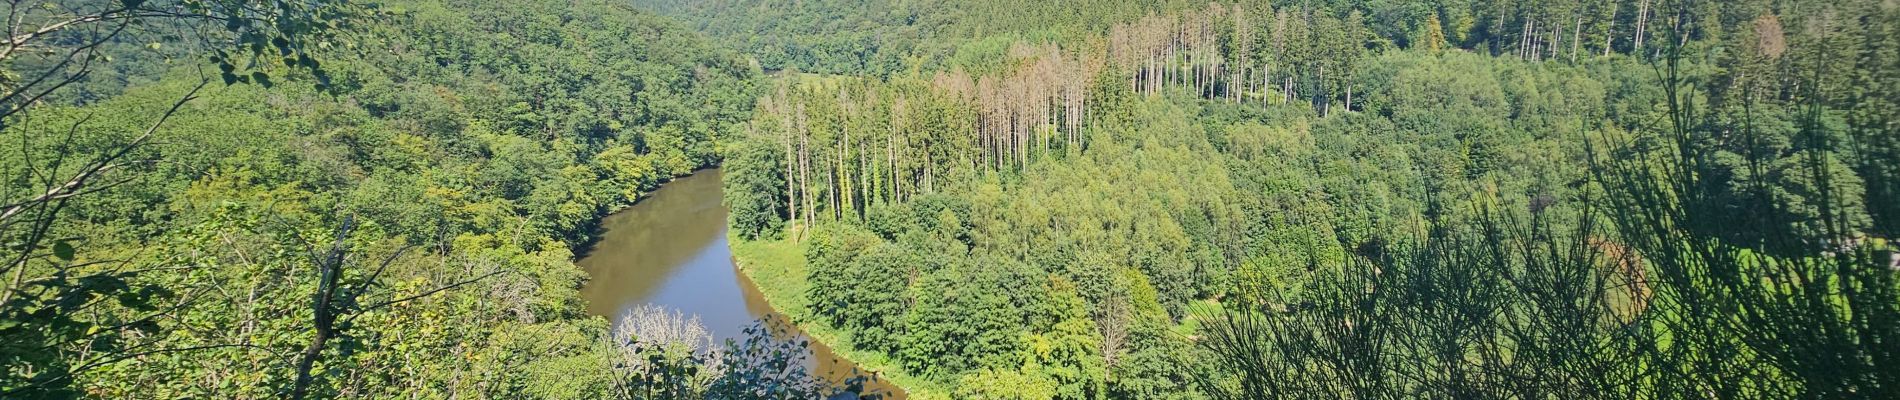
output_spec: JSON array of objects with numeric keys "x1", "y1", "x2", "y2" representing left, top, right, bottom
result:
[{"x1": 577, "y1": 169, "x2": 904, "y2": 398}]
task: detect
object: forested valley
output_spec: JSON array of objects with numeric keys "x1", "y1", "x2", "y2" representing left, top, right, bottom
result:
[{"x1": 2, "y1": 0, "x2": 1897, "y2": 399}]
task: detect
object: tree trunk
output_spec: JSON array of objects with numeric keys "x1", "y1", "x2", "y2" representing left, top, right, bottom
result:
[
  {"x1": 828, "y1": 152, "x2": 839, "y2": 220},
  {"x1": 888, "y1": 117, "x2": 898, "y2": 203},
  {"x1": 1520, "y1": 18, "x2": 1530, "y2": 59},
  {"x1": 1284, "y1": 75, "x2": 1293, "y2": 104},
  {"x1": 1572, "y1": 15, "x2": 1583, "y2": 62},
  {"x1": 783, "y1": 121, "x2": 796, "y2": 230},
  {"x1": 800, "y1": 134, "x2": 812, "y2": 227},
  {"x1": 856, "y1": 137, "x2": 867, "y2": 218},
  {"x1": 291, "y1": 218, "x2": 353, "y2": 400},
  {"x1": 1547, "y1": 26, "x2": 1556, "y2": 60},
  {"x1": 1604, "y1": 1, "x2": 1618, "y2": 57},
  {"x1": 1636, "y1": 0, "x2": 1651, "y2": 52},
  {"x1": 1531, "y1": 19, "x2": 1541, "y2": 61},
  {"x1": 1146, "y1": 55, "x2": 1155, "y2": 95}
]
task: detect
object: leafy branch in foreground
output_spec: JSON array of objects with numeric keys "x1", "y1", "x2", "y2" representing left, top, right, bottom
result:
[
  {"x1": 609, "y1": 307, "x2": 888, "y2": 400},
  {"x1": 1, "y1": 0, "x2": 359, "y2": 396}
]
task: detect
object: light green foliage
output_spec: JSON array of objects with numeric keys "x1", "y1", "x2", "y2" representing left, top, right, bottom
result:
[
  {"x1": 955, "y1": 367, "x2": 1058, "y2": 400},
  {"x1": 0, "y1": 0, "x2": 764, "y2": 395},
  {"x1": 944, "y1": 276, "x2": 1109, "y2": 400}
]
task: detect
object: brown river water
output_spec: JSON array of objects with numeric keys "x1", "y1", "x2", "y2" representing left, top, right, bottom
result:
[{"x1": 577, "y1": 169, "x2": 905, "y2": 398}]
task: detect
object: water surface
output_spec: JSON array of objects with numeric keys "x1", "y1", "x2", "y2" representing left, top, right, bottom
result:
[{"x1": 578, "y1": 169, "x2": 903, "y2": 397}]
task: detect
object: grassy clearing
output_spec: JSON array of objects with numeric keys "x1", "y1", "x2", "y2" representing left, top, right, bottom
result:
[{"x1": 1174, "y1": 299, "x2": 1223, "y2": 338}]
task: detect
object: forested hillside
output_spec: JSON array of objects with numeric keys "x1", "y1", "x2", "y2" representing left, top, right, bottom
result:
[
  {"x1": 693, "y1": 0, "x2": 1900, "y2": 398},
  {"x1": 3, "y1": 0, "x2": 1896, "y2": 398}
]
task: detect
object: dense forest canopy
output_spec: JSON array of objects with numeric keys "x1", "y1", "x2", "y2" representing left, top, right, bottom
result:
[
  {"x1": 2, "y1": 0, "x2": 1896, "y2": 398},
  {"x1": 693, "y1": 0, "x2": 1900, "y2": 398}
]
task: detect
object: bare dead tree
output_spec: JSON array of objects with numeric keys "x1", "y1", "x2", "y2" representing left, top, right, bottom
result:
[{"x1": 1094, "y1": 291, "x2": 1129, "y2": 379}]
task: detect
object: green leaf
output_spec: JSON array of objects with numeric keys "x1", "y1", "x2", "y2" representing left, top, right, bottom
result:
[
  {"x1": 78, "y1": 275, "x2": 128, "y2": 293},
  {"x1": 116, "y1": 291, "x2": 153, "y2": 311},
  {"x1": 51, "y1": 241, "x2": 73, "y2": 261}
]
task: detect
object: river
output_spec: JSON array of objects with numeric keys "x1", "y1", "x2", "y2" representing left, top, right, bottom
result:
[{"x1": 576, "y1": 169, "x2": 905, "y2": 398}]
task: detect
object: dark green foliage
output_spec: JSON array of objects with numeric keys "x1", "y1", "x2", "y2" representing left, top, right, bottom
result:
[
  {"x1": 805, "y1": 223, "x2": 907, "y2": 349},
  {"x1": 723, "y1": 131, "x2": 788, "y2": 239},
  {"x1": 896, "y1": 257, "x2": 1044, "y2": 379}
]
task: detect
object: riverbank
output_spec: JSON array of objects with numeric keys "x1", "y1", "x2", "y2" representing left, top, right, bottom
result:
[{"x1": 727, "y1": 235, "x2": 949, "y2": 400}]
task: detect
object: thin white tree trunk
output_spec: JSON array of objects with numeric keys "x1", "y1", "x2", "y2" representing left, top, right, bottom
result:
[{"x1": 1636, "y1": 0, "x2": 1651, "y2": 52}]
